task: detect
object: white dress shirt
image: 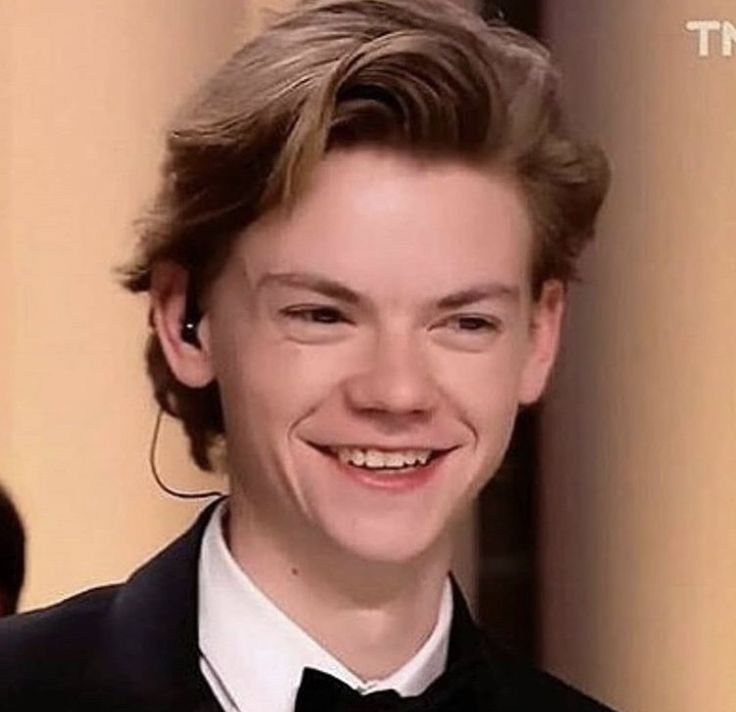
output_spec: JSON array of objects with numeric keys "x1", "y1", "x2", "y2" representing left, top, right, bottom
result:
[{"x1": 198, "y1": 501, "x2": 453, "y2": 712}]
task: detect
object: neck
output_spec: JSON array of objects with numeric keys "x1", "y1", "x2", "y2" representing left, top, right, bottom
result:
[{"x1": 226, "y1": 494, "x2": 454, "y2": 680}]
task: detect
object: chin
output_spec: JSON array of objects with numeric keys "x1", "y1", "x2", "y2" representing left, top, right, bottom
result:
[{"x1": 315, "y1": 511, "x2": 451, "y2": 568}]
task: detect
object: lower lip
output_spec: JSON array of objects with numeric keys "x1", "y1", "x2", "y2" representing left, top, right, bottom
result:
[{"x1": 316, "y1": 448, "x2": 449, "y2": 492}]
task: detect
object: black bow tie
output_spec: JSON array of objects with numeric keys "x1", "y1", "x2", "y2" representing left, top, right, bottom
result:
[
  {"x1": 294, "y1": 668, "x2": 405, "y2": 711},
  {"x1": 294, "y1": 660, "x2": 482, "y2": 712}
]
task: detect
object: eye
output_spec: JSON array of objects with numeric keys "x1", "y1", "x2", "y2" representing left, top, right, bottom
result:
[
  {"x1": 444, "y1": 315, "x2": 501, "y2": 333},
  {"x1": 277, "y1": 305, "x2": 353, "y2": 344},
  {"x1": 280, "y1": 306, "x2": 349, "y2": 324}
]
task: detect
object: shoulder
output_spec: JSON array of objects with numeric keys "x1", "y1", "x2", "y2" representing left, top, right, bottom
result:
[
  {"x1": 476, "y1": 636, "x2": 617, "y2": 711},
  {"x1": 0, "y1": 585, "x2": 120, "y2": 698},
  {"x1": 0, "y1": 504, "x2": 217, "y2": 710}
]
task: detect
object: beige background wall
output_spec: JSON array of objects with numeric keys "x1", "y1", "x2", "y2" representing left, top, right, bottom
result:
[{"x1": 540, "y1": 3, "x2": 736, "y2": 712}]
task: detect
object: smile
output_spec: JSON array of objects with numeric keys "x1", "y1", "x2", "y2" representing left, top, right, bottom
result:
[
  {"x1": 333, "y1": 446, "x2": 432, "y2": 470},
  {"x1": 309, "y1": 443, "x2": 454, "y2": 475}
]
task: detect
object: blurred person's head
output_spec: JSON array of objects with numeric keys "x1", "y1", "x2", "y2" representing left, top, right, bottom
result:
[{"x1": 0, "y1": 486, "x2": 25, "y2": 616}]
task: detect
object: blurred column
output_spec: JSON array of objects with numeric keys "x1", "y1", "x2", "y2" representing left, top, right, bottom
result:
[
  {"x1": 540, "y1": 3, "x2": 736, "y2": 712},
  {"x1": 2, "y1": 1, "x2": 245, "y2": 610}
]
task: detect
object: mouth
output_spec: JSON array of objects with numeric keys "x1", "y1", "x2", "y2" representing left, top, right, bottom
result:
[{"x1": 306, "y1": 442, "x2": 458, "y2": 488}]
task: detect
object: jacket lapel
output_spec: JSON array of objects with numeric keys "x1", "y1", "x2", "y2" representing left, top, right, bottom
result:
[
  {"x1": 89, "y1": 500, "x2": 223, "y2": 711},
  {"x1": 437, "y1": 577, "x2": 500, "y2": 709}
]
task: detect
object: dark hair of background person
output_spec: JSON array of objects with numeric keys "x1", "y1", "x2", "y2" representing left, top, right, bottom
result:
[
  {"x1": 0, "y1": 485, "x2": 26, "y2": 616},
  {"x1": 118, "y1": 0, "x2": 609, "y2": 473}
]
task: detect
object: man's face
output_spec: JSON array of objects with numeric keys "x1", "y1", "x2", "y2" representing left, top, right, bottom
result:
[{"x1": 196, "y1": 148, "x2": 562, "y2": 564}]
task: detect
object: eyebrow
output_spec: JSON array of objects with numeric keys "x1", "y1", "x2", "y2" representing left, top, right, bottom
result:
[
  {"x1": 256, "y1": 272, "x2": 362, "y2": 304},
  {"x1": 256, "y1": 271, "x2": 520, "y2": 309},
  {"x1": 435, "y1": 284, "x2": 520, "y2": 309}
]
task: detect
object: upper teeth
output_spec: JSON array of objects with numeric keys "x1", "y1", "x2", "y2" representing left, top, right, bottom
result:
[{"x1": 333, "y1": 447, "x2": 432, "y2": 469}]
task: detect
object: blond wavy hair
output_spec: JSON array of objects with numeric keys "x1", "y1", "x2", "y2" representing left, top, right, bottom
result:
[{"x1": 120, "y1": 0, "x2": 610, "y2": 470}]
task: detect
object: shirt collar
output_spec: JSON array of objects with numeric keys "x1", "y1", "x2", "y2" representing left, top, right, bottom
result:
[{"x1": 198, "y1": 500, "x2": 453, "y2": 712}]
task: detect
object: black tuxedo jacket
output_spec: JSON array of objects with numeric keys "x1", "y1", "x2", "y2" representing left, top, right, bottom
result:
[{"x1": 0, "y1": 503, "x2": 616, "y2": 711}]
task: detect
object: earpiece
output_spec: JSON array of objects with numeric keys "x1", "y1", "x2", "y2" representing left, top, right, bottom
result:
[
  {"x1": 180, "y1": 279, "x2": 203, "y2": 348},
  {"x1": 149, "y1": 407, "x2": 224, "y2": 500}
]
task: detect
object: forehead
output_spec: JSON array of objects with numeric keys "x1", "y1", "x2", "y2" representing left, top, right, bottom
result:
[{"x1": 228, "y1": 148, "x2": 533, "y2": 298}]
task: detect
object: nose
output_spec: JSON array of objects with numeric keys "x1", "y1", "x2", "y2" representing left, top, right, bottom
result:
[{"x1": 342, "y1": 329, "x2": 439, "y2": 419}]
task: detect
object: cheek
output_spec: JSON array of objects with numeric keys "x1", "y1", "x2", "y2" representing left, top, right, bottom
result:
[
  {"x1": 434, "y1": 349, "x2": 524, "y2": 460},
  {"x1": 435, "y1": 343, "x2": 525, "y2": 411},
  {"x1": 215, "y1": 332, "x2": 350, "y2": 435}
]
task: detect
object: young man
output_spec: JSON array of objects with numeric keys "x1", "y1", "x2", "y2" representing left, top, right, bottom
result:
[{"x1": 0, "y1": 1, "x2": 612, "y2": 709}]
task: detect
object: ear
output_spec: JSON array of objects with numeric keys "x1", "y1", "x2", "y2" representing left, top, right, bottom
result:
[
  {"x1": 149, "y1": 262, "x2": 215, "y2": 388},
  {"x1": 518, "y1": 280, "x2": 566, "y2": 405}
]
